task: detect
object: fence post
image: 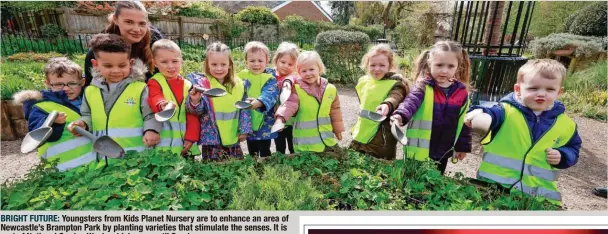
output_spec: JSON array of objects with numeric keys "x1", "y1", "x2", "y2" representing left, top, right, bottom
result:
[{"x1": 78, "y1": 35, "x2": 84, "y2": 53}]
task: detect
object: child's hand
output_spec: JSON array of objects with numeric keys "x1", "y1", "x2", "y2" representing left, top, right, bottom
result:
[
  {"x1": 335, "y1": 132, "x2": 342, "y2": 141},
  {"x1": 54, "y1": 112, "x2": 67, "y2": 124},
  {"x1": 464, "y1": 109, "x2": 483, "y2": 127},
  {"x1": 546, "y1": 148, "x2": 561, "y2": 165},
  {"x1": 182, "y1": 141, "x2": 193, "y2": 156},
  {"x1": 246, "y1": 98, "x2": 263, "y2": 109},
  {"x1": 159, "y1": 100, "x2": 171, "y2": 110},
  {"x1": 68, "y1": 120, "x2": 87, "y2": 136},
  {"x1": 390, "y1": 114, "x2": 404, "y2": 126},
  {"x1": 189, "y1": 88, "x2": 202, "y2": 106},
  {"x1": 238, "y1": 134, "x2": 248, "y2": 142},
  {"x1": 375, "y1": 104, "x2": 390, "y2": 116},
  {"x1": 455, "y1": 152, "x2": 467, "y2": 160},
  {"x1": 143, "y1": 131, "x2": 160, "y2": 147}
]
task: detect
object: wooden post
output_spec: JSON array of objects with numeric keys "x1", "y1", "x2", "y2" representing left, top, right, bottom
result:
[
  {"x1": 57, "y1": 7, "x2": 72, "y2": 36},
  {"x1": 178, "y1": 16, "x2": 184, "y2": 43}
]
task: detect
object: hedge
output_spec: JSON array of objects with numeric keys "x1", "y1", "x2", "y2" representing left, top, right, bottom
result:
[
  {"x1": 564, "y1": 2, "x2": 607, "y2": 37},
  {"x1": 315, "y1": 30, "x2": 370, "y2": 83}
]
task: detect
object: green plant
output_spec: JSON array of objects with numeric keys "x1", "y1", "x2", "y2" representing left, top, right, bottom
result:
[
  {"x1": 212, "y1": 16, "x2": 248, "y2": 41},
  {"x1": 40, "y1": 24, "x2": 66, "y2": 39},
  {"x1": 0, "y1": 61, "x2": 47, "y2": 100},
  {"x1": 6, "y1": 52, "x2": 63, "y2": 63},
  {"x1": 316, "y1": 30, "x2": 370, "y2": 83},
  {"x1": 561, "y1": 60, "x2": 608, "y2": 120},
  {"x1": 235, "y1": 6, "x2": 279, "y2": 25},
  {"x1": 564, "y1": 2, "x2": 607, "y2": 37},
  {"x1": 1, "y1": 35, "x2": 84, "y2": 56},
  {"x1": 177, "y1": 2, "x2": 225, "y2": 19},
  {"x1": 529, "y1": 33, "x2": 606, "y2": 59}
]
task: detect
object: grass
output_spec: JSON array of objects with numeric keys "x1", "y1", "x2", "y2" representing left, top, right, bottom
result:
[{"x1": 560, "y1": 60, "x2": 607, "y2": 121}]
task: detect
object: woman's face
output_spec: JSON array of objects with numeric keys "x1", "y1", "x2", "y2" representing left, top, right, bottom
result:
[{"x1": 113, "y1": 8, "x2": 148, "y2": 44}]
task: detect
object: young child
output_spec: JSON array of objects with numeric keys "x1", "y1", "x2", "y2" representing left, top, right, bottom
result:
[
  {"x1": 237, "y1": 41, "x2": 279, "y2": 158},
  {"x1": 275, "y1": 51, "x2": 344, "y2": 153},
  {"x1": 350, "y1": 44, "x2": 410, "y2": 160},
  {"x1": 147, "y1": 39, "x2": 200, "y2": 157},
  {"x1": 69, "y1": 33, "x2": 161, "y2": 156},
  {"x1": 268, "y1": 42, "x2": 299, "y2": 154},
  {"x1": 391, "y1": 40, "x2": 472, "y2": 175},
  {"x1": 186, "y1": 42, "x2": 252, "y2": 160},
  {"x1": 465, "y1": 59, "x2": 581, "y2": 205},
  {"x1": 14, "y1": 57, "x2": 94, "y2": 171}
]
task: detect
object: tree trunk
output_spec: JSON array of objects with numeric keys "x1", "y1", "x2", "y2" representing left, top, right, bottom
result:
[{"x1": 484, "y1": 1, "x2": 505, "y2": 56}]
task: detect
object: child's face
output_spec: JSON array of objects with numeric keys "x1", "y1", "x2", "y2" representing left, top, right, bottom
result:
[
  {"x1": 92, "y1": 52, "x2": 133, "y2": 84},
  {"x1": 246, "y1": 50, "x2": 267, "y2": 74},
  {"x1": 45, "y1": 73, "x2": 83, "y2": 100},
  {"x1": 429, "y1": 51, "x2": 458, "y2": 84},
  {"x1": 514, "y1": 73, "x2": 564, "y2": 112},
  {"x1": 206, "y1": 51, "x2": 231, "y2": 80},
  {"x1": 369, "y1": 54, "x2": 390, "y2": 80},
  {"x1": 276, "y1": 54, "x2": 296, "y2": 76},
  {"x1": 298, "y1": 60, "x2": 320, "y2": 85},
  {"x1": 153, "y1": 49, "x2": 182, "y2": 79}
]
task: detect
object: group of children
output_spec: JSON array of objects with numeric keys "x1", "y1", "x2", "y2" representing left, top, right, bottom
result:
[{"x1": 16, "y1": 34, "x2": 581, "y2": 206}]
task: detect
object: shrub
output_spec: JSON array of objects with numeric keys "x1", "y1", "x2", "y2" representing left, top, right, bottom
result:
[
  {"x1": 212, "y1": 16, "x2": 248, "y2": 41},
  {"x1": 280, "y1": 15, "x2": 319, "y2": 42},
  {"x1": 565, "y1": 2, "x2": 607, "y2": 37},
  {"x1": 315, "y1": 30, "x2": 370, "y2": 83},
  {"x1": 6, "y1": 52, "x2": 63, "y2": 63},
  {"x1": 177, "y1": 2, "x2": 225, "y2": 19},
  {"x1": 561, "y1": 60, "x2": 608, "y2": 120},
  {"x1": 529, "y1": 33, "x2": 606, "y2": 59},
  {"x1": 40, "y1": 24, "x2": 66, "y2": 39},
  {"x1": 343, "y1": 24, "x2": 384, "y2": 41},
  {"x1": 1, "y1": 35, "x2": 83, "y2": 56},
  {"x1": 0, "y1": 61, "x2": 47, "y2": 100},
  {"x1": 235, "y1": 6, "x2": 279, "y2": 25}
]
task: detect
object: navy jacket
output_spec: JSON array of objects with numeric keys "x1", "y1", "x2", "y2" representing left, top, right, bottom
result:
[
  {"x1": 470, "y1": 92, "x2": 582, "y2": 169},
  {"x1": 22, "y1": 90, "x2": 81, "y2": 143}
]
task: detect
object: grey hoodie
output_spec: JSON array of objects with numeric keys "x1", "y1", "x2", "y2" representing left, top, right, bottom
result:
[{"x1": 79, "y1": 59, "x2": 161, "y2": 134}]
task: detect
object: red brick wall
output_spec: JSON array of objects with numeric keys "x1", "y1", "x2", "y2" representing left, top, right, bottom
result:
[{"x1": 274, "y1": 2, "x2": 331, "y2": 22}]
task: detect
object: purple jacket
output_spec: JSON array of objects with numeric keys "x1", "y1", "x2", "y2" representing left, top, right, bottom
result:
[
  {"x1": 470, "y1": 92, "x2": 581, "y2": 169},
  {"x1": 393, "y1": 78, "x2": 472, "y2": 160}
]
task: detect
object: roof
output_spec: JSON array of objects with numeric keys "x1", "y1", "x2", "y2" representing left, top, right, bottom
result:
[{"x1": 271, "y1": 1, "x2": 332, "y2": 22}]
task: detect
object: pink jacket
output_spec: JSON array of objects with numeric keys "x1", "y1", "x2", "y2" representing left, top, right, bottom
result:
[{"x1": 275, "y1": 77, "x2": 344, "y2": 134}]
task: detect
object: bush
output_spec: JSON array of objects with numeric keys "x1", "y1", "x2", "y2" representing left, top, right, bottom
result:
[
  {"x1": 235, "y1": 6, "x2": 279, "y2": 25},
  {"x1": 280, "y1": 15, "x2": 384, "y2": 42},
  {"x1": 40, "y1": 24, "x2": 66, "y2": 39},
  {"x1": 561, "y1": 60, "x2": 608, "y2": 120},
  {"x1": 343, "y1": 24, "x2": 384, "y2": 41},
  {"x1": 6, "y1": 52, "x2": 63, "y2": 63},
  {"x1": 1, "y1": 35, "x2": 83, "y2": 56},
  {"x1": 0, "y1": 61, "x2": 47, "y2": 100},
  {"x1": 177, "y1": 2, "x2": 225, "y2": 19},
  {"x1": 529, "y1": 33, "x2": 606, "y2": 59},
  {"x1": 315, "y1": 30, "x2": 370, "y2": 83},
  {"x1": 212, "y1": 16, "x2": 248, "y2": 41},
  {"x1": 565, "y1": 2, "x2": 607, "y2": 37}
]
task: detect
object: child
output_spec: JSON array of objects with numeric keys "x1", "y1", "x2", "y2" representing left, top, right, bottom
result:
[
  {"x1": 391, "y1": 40, "x2": 472, "y2": 175},
  {"x1": 275, "y1": 51, "x2": 344, "y2": 153},
  {"x1": 268, "y1": 42, "x2": 299, "y2": 154},
  {"x1": 14, "y1": 57, "x2": 94, "y2": 171},
  {"x1": 237, "y1": 41, "x2": 279, "y2": 158},
  {"x1": 147, "y1": 39, "x2": 200, "y2": 157},
  {"x1": 350, "y1": 44, "x2": 410, "y2": 160},
  {"x1": 465, "y1": 59, "x2": 581, "y2": 205},
  {"x1": 186, "y1": 42, "x2": 252, "y2": 160},
  {"x1": 69, "y1": 33, "x2": 161, "y2": 155}
]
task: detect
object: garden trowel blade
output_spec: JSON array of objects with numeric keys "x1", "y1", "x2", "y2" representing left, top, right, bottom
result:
[
  {"x1": 94, "y1": 136, "x2": 125, "y2": 159},
  {"x1": 204, "y1": 88, "x2": 227, "y2": 97},
  {"x1": 279, "y1": 82, "x2": 291, "y2": 104},
  {"x1": 234, "y1": 101, "x2": 252, "y2": 109},
  {"x1": 367, "y1": 111, "x2": 387, "y2": 122},
  {"x1": 391, "y1": 120, "x2": 408, "y2": 145},
  {"x1": 20, "y1": 126, "x2": 53, "y2": 153},
  {"x1": 154, "y1": 102, "x2": 176, "y2": 122},
  {"x1": 270, "y1": 121, "x2": 285, "y2": 134}
]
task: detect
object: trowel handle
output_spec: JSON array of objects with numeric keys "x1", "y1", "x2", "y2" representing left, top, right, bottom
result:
[
  {"x1": 42, "y1": 111, "x2": 59, "y2": 128},
  {"x1": 73, "y1": 126, "x2": 97, "y2": 141}
]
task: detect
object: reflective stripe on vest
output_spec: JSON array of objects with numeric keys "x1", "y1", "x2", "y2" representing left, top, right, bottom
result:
[
  {"x1": 404, "y1": 85, "x2": 469, "y2": 161},
  {"x1": 209, "y1": 76, "x2": 245, "y2": 146},
  {"x1": 292, "y1": 83, "x2": 337, "y2": 152},
  {"x1": 238, "y1": 70, "x2": 273, "y2": 131},
  {"x1": 150, "y1": 73, "x2": 200, "y2": 156},
  {"x1": 352, "y1": 75, "x2": 397, "y2": 143},
  {"x1": 34, "y1": 101, "x2": 95, "y2": 171},
  {"x1": 86, "y1": 82, "x2": 146, "y2": 156},
  {"x1": 477, "y1": 103, "x2": 575, "y2": 205}
]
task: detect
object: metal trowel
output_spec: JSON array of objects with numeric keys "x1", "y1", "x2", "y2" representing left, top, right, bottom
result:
[
  {"x1": 21, "y1": 110, "x2": 59, "y2": 153},
  {"x1": 193, "y1": 86, "x2": 227, "y2": 97},
  {"x1": 154, "y1": 102, "x2": 176, "y2": 122},
  {"x1": 234, "y1": 100, "x2": 253, "y2": 109},
  {"x1": 366, "y1": 111, "x2": 387, "y2": 122},
  {"x1": 279, "y1": 81, "x2": 292, "y2": 104},
  {"x1": 72, "y1": 126, "x2": 125, "y2": 167},
  {"x1": 270, "y1": 120, "x2": 285, "y2": 134},
  {"x1": 390, "y1": 119, "x2": 408, "y2": 145}
]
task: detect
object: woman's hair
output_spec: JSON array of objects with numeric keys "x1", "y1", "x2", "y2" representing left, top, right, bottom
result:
[
  {"x1": 412, "y1": 40, "x2": 471, "y2": 89},
  {"x1": 151, "y1": 39, "x2": 182, "y2": 57},
  {"x1": 89, "y1": 33, "x2": 132, "y2": 58},
  {"x1": 360, "y1": 43, "x2": 396, "y2": 72},
  {"x1": 105, "y1": 1, "x2": 154, "y2": 72},
  {"x1": 296, "y1": 51, "x2": 326, "y2": 75},
  {"x1": 204, "y1": 42, "x2": 235, "y2": 91},
  {"x1": 243, "y1": 41, "x2": 270, "y2": 62},
  {"x1": 272, "y1": 42, "x2": 299, "y2": 69}
]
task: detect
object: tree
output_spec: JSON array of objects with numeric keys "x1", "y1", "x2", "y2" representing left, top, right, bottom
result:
[
  {"x1": 352, "y1": 1, "x2": 384, "y2": 25},
  {"x1": 330, "y1": 1, "x2": 355, "y2": 25}
]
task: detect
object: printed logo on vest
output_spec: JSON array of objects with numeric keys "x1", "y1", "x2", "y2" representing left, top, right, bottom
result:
[
  {"x1": 553, "y1": 137, "x2": 563, "y2": 148},
  {"x1": 328, "y1": 95, "x2": 334, "y2": 101},
  {"x1": 125, "y1": 97, "x2": 136, "y2": 106}
]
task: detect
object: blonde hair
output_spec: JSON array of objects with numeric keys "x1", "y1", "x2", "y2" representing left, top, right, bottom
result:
[
  {"x1": 243, "y1": 41, "x2": 270, "y2": 62},
  {"x1": 204, "y1": 42, "x2": 236, "y2": 91},
  {"x1": 412, "y1": 40, "x2": 471, "y2": 90},
  {"x1": 360, "y1": 43, "x2": 396, "y2": 72},
  {"x1": 151, "y1": 39, "x2": 182, "y2": 57},
  {"x1": 44, "y1": 57, "x2": 83, "y2": 80},
  {"x1": 517, "y1": 59, "x2": 567, "y2": 85},
  {"x1": 272, "y1": 42, "x2": 299, "y2": 68},
  {"x1": 296, "y1": 51, "x2": 326, "y2": 75}
]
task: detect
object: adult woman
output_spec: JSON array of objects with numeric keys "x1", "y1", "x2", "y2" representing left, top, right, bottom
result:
[{"x1": 83, "y1": 1, "x2": 164, "y2": 87}]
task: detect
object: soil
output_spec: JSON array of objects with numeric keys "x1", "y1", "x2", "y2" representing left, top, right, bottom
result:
[{"x1": 2, "y1": 86, "x2": 606, "y2": 210}]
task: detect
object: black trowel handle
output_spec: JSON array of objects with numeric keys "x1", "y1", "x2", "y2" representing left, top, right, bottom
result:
[
  {"x1": 41, "y1": 111, "x2": 59, "y2": 128},
  {"x1": 73, "y1": 126, "x2": 97, "y2": 141}
]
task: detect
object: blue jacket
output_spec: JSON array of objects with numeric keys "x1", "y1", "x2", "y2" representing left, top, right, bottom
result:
[
  {"x1": 470, "y1": 92, "x2": 582, "y2": 169},
  {"x1": 240, "y1": 69, "x2": 280, "y2": 140},
  {"x1": 20, "y1": 90, "x2": 81, "y2": 143}
]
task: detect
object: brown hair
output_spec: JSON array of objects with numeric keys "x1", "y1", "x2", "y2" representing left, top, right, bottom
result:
[
  {"x1": 517, "y1": 59, "x2": 567, "y2": 85},
  {"x1": 105, "y1": 1, "x2": 155, "y2": 71},
  {"x1": 272, "y1": 42, "x2": 299, "y2": 69},
  {"x1": 204, "y1": 42, "x2": 236, "y2": 91},
  {"x1": 89, "y1": 33, "x2": 132, "y2": 58},
  {"x1": 244, "y1": 41, "x2": 270, "y2": 62},
  {"x1": 44, "y1": 57, "x2": 82, "y2": 80},
  {"x1": 412, "y1": 40, "x2": 471, "y2": 90},
  {"x1": 360, "y1": 43, "x2": 397, "y2": 72}
]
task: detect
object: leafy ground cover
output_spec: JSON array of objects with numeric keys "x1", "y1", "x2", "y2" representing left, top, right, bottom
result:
[{"x1": 1, "y1": 149, "x2": 559, "y2": 211}]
